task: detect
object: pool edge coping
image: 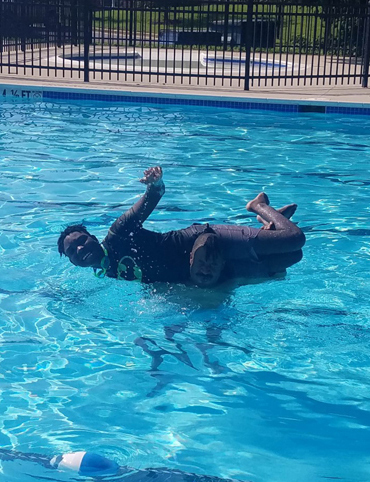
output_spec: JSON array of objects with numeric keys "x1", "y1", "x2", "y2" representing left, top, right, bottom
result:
[{"x1": 2, "y1": 81, "x2": 370, "y2": 114}]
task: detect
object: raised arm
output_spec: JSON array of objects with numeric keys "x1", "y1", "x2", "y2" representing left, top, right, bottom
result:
[{"x1": 108, "y1": 167, "x2": 165, "y2": 236}]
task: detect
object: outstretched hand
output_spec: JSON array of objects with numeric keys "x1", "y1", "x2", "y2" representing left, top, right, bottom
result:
[{"x1": 140, "y1": 166, "x2": 163, "y2": 185}]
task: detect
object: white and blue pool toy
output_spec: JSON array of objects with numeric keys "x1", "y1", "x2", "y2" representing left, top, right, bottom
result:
[
  {"x1": 0, "y1": 448, "x2": 240, "y2": 481},
  {"x1": 50, "y1": 451, "x2": 119, "y2": 477}
]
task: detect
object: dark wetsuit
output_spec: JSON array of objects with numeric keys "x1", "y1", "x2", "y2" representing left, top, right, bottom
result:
[{"x1": 101, "y1": 180, "x2": 261, "y2": 283}]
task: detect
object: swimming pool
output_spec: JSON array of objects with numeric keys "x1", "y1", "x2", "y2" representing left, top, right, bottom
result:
[{"x1": 1, "y1": 99, "x2": 370, "y2": 482}]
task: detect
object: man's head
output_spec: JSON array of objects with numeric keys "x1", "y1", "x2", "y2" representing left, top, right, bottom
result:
[
  {"x1": 190, "y1": 233, "x2": 225, "y2": 288},
  {"x1": 58, "y1": 224, "x2": 103, "y2": 268}
]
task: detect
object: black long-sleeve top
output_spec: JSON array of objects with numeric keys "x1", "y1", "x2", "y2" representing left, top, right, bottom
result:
[
  {"x1": 101, "y1": 180, "x2": 260, "y2": 283},
  {"x1": 102, "y1": 181, "x2": 200, "y2": 282}
]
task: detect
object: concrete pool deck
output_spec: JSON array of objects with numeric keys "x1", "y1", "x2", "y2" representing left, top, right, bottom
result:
[{"x1": 1, "y1": 71, "x2": 370, "y2": 107}]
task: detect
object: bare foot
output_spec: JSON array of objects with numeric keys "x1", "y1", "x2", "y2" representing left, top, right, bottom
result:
[
  {"x1": 278, "y1": 203, "x2": 297, "y2": 219},
  {"x1": 246, "y1": 192, "x2": 270, "y2": 213}
]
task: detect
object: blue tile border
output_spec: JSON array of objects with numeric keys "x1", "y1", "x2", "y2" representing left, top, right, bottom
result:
[
  {"x1": 39, "y1": 91, "x2": 370, "y2": 115},
  {"x1": 2, "y1": 84, "x2": 370, "y2": 114},
  {"x1": 326, "y1": 105, "x2": 370, "y2": 115},
  {"x1": 42, "y1": 89, "x2": 300, "y2": 112}
]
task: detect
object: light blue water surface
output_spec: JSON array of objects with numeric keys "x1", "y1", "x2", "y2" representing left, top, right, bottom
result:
[{"x1": 0, "y1": 100, "x2": 370, "y2": 482}]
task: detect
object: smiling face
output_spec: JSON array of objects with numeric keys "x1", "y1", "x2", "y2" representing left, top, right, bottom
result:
[{"x1": 63, "y1": 231, "x2": 103, "y2": 268}]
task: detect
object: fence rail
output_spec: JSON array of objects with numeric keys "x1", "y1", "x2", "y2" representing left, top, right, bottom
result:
[{"x1": 1, "y1": 0, "x2": 370, "y2": 89}]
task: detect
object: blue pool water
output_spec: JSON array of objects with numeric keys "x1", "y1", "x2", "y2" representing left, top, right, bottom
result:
[{"x1": 0, "y1": 100, "x2": 370, "y2": 482}]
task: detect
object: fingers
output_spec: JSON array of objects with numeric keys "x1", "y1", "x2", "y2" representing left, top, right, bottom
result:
[
  {"x1": 139, "y1": 166, "x2": 162, "y2": 184},
  {"x1": 257, "y1": 215, "x2": 276, "y2": 230},
  {"x1": 263, "y1": 221, "x2": 276, "y2": 231}
]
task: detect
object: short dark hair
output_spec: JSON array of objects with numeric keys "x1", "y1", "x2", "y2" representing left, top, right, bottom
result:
[
  {"x1": 191, "y1": 233, "x2": 223, "y2": 263},
  {"x1": 57, "y1": 224, "x2": 93, "y2": 256}
]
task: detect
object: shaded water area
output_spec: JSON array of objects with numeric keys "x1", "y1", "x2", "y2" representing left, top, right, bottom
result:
[{"x1": 0, "y1": 100, "x2": 370, "y2": 481}]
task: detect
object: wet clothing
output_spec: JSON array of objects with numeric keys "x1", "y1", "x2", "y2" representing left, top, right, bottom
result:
[{"x1": 101, "y1": 181, "x2": 261, "y2": 283}]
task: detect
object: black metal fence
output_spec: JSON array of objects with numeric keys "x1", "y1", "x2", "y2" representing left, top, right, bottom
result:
[{"x1": 1, "y1": 0, "x2": 370, "y2": 89}]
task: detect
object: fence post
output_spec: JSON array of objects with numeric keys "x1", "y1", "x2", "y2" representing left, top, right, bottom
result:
[
  {"x1": 362, "y1": 1, "x2": 370, "y2": 87},
  {"x1": 129, "y1": 0, "x2": 133, "y2": 47},
  {"x1": 83, "y1": 0, "x2": 91, "y2": 82},
  {"x1": 243, "y1": 0, "x2": 254, "y2": 90},
  {"x1": 0, "y1": 1, "x2": 3, "y2": 53},
  {"x1": 57, "y1": 5, "x2": 62, "y2": 49},
  {"x1": 223, "y1": 1, "x2": 229, "y2": 51},
  {"x1": 71, "y1": 0, "x2": 78, "y2": 46},
  {"x1": 21, "y1": 1, "x2": 26, "y2": 52}
]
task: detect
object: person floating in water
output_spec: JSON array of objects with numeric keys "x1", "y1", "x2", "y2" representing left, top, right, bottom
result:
[
  {"x1": 188, "y1": 199, "x2": 304, "y2": 287},
  {"x1": 58, "y1": 166, "x2": 305, "y2": 286}
]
